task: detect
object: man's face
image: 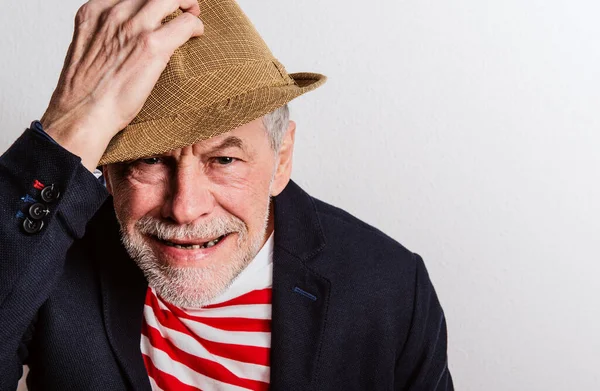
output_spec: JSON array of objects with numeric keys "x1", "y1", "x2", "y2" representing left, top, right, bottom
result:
[{"x1": 104, "y1": 117, "x2": 295, "y2": 308}]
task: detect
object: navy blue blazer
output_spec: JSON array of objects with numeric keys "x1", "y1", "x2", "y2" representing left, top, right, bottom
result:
[{"x1": 0, "y1": 129, "x2": 453, "y2": 390}]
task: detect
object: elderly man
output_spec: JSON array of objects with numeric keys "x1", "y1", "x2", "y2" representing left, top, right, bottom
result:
[{"x1": 0, "y1": 0, "x2": 452, "y2": 390}]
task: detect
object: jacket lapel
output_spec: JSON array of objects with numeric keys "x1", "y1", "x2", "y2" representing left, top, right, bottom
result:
[
  {"x1": 270, "y1": 181, "x2": 331, "y2": 390},
  {"x1": 92, "y1": 200, "x2": 151, "y2": 391}
]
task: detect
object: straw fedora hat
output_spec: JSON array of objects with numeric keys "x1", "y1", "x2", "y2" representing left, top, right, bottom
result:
[{"x1": 99, "y1": 0, "x2": 326, "y2": 165}]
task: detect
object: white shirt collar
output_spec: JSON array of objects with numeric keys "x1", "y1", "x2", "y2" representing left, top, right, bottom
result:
[{"x1": 204, "y1": 232, "x2": 274, "y2": 306}]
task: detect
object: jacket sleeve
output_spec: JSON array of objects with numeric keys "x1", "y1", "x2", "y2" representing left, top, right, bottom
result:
[
  {"x1": 394, "y1": 254, "x2": 454, "y2": 390},
  {"x1": 0, "y1": 128, "x2": 109, "y2": 390}
]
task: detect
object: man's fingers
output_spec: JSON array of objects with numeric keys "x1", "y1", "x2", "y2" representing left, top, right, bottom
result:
[
  {"x1": 135, "y1": 0, "x2": 200, "y2": 30},
  {"x1": 78, "y1": 0, "x2": 121, "y2": 16},
  {"x1": 75, "y1": 0, "x2": 121, "y2": 27},
  {"x1": 69, "y1": 0, "x2": 119, "y2": 70},
  {"x1": 153, "y1": 11, "x2": 204, "y2": 55}
]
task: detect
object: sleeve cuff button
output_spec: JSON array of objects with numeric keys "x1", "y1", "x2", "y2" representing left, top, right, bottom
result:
[
  {"x1": 28, "y1": 203, "x2": 49, "y2": 220},
  {"x1": 23, "y1": 217, "x2": 44, "y2": 234},
  {"x1": 41, "y1": 184, "x2": 60, "y2": 203}
]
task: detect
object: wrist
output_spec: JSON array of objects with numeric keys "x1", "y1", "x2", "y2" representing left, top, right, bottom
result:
[
  {"x1": 42, "y1": 118, "x2": 113, "y2": 173},
  {"x1": 30, "y1": 120, "x2": 58, "y2": 144}
]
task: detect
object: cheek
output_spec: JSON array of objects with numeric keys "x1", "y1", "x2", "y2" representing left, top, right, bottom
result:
[
  {"x1": 208, "y1": 164, "x2": 253, "y2": 189},
  {"x1": 211, "y1": 165, "x2": 274, "y2": 221},
  {"x1": 112, "y1": 177, "x2": 168, "y2": 224}
]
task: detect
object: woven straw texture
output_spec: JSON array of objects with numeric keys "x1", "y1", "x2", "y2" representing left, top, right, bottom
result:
[{"x1": 99, "y1": 0, "x2": 326, "y2": 165}]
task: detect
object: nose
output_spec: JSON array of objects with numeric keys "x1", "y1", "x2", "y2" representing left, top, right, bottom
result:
[{"x1": 161, "y1": 160, "x2": 216, "y2": 225}]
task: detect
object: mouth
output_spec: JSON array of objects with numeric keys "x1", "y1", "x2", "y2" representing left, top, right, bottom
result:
[{"x1": 155, "y1": 233, "x2": 229, "y2": 250}]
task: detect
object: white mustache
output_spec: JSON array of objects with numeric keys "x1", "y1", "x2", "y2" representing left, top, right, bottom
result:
[{"x1": 135, "y1": 215, "x2": 247, "y2": 242}]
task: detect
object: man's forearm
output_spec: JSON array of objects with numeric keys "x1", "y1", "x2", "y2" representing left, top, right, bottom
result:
[{"x1": 0, "y1": 127, "x2": 108, "y2": 389}]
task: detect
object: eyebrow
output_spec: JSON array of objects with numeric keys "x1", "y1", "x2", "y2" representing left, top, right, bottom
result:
[{"x1": 206, "y1": 136, "x2": 246, "y2": 154}]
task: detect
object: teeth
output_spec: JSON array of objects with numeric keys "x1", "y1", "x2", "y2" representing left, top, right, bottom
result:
[
  {"x1": 205, "y1": 239, "x2": 219, "y2": 248},
  {"x1": 163, "y1": 235, "x2": 224, "y2": 250},
  {"x1": 172, "y1": 244, "x2": 201, "y2": 249}
]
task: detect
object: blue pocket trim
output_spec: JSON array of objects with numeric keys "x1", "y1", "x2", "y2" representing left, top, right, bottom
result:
[{"x1": 293, "y1": 286, "x2": 317, "y2": 301}]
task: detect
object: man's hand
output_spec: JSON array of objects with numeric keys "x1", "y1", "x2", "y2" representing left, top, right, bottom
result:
[{"x1": 40, "y1": 0, "x2": 204, "y2": 172}]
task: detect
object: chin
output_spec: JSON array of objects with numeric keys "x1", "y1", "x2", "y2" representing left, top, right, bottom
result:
[
  {"x1": 127, "y1": 235, "x2": 262, "y2": 309},
  {"x1": 141, "y1": 256, "x2": 246, "y2": 309}
]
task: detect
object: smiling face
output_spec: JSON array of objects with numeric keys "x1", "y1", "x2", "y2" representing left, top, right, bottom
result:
[{"x1": 104, "y1": 116, "x2": 296, "y2": 308}]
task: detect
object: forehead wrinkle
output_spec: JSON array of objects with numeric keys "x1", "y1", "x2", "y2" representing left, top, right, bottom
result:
[
  {"x1": 203, "y1": 136, "x2": 247, "y2": 155},
  {"x1": 159, "y1": 135, "x2": 246, "y2": 159}
]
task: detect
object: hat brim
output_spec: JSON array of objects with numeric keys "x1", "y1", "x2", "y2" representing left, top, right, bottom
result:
[{"x1": 99, "y1": 72, "x2": 326, "y2": 165}]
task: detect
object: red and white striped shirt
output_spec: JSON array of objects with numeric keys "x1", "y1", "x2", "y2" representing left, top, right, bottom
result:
[{"x1": 141, "y1": 234, "x2": 274, "y2": 391}]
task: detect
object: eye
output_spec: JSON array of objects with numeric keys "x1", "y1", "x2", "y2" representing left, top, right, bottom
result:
[
  {"x1": 141, "y1": 157, "x2": 162, "y2": 165},
  {"x1": 214, "y1": 157, "x2": 236, "y2": 165}
]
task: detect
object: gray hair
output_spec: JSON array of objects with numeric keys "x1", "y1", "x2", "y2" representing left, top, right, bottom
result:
[{"x1": 262, "y1": 104, "x2": 290, "y2": 151}]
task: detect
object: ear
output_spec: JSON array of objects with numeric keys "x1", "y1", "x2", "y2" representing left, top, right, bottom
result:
[
  {"x1": 270, "y1": 120, "x2": 296, "y2": 197},
  {"x1": 102, "y1": 165, "x2": 114, "y2": 195}
]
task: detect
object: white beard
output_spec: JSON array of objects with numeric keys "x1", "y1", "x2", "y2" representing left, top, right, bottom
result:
[{"x1": 118, "y1": 199, "x2": 271, "y2": 309}]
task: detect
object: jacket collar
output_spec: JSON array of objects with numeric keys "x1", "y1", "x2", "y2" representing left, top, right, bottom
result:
[{"x1": 95, "y1": 180, "x2": 330, "y2": 391}]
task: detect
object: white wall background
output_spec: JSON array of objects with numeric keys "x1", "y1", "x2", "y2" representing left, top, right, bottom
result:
[{"x1": 3, "y1": 0, "x2": 599, "y2": 390}]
